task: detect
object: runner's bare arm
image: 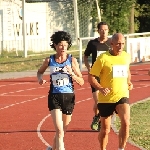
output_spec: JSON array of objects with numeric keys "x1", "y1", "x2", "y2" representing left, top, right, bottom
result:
[
  {"x1": 88, "y1": 73, "x2": 111, "y2": 96},
  {"x1": 66, "y1": 57, "x2": 84, "y2": 86},
  {"x1": 127, "y1": 69, "x2": 133, "y2": 90},
  {"x1": 84, "y1": 55, "x2": 91, "y2": 72},
  {"x1": 127, "y1": 69, "x2": 131, "y2": 82},
  {"x1": 37, "y1": 57, "x2": 49, "y2": 84}
]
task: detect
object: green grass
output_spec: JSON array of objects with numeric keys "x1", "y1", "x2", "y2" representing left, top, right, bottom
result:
[
  {"x1": 115, "y1": 100, "x2": 150, "y2": 150},
  {"x1": 0, "y1": 50, "x2": 83, "y2": 72}
]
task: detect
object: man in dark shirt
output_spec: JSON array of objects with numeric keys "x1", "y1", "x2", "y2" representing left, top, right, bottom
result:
[{"x1": 84, "y1": 22, "x2": 111, "y2": 131}]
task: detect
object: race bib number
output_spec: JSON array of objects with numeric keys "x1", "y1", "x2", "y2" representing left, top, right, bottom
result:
[
  {"x1": 52, "y1": 73, "x2": 69, "y2": 87},
  {"x1": 97, "y1": 51, "x2": 106, "y2": 57},
  {"x1": 112, "y1": 65, "x2": 128, "y2": 78}
]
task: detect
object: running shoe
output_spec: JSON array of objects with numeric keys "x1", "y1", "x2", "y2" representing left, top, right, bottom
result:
[
  {"x1": 91, "y1": 115, "x2": 101, "y2": 131},
  {"x1": 46, "y1": 146, "x2": 52, "y2": 150}
]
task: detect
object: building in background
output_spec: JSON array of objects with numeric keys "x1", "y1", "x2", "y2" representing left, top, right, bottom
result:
[{"x1": 0, "y1": 0, "x2": 79, "y2": 53}]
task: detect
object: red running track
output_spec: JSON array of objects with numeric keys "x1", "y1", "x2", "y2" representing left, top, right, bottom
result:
[{"x1": 0, "y1": 63, "x2": 150, "y2": 150}]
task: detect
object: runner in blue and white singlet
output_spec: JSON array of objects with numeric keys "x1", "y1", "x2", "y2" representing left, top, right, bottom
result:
[
  {"x1": 37, "y1": 31, "x2": 84, "y2": 150},
  {"x1": 49, "y1": 54, "x2": 74, "y2": 93}
]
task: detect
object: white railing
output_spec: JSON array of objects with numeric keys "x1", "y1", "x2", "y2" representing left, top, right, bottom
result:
[
  {"x1": 1, "y1": 38, "x2": 51, "y2": 52},
  {"x1": 78, "y1": 32, "x2": 150, "y2": 70},
  {"x1": 1, "y1": 32, "x2": 150, "y2": 71}
]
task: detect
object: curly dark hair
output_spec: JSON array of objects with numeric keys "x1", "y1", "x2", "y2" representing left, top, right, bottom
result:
[{"x1": 50, "y1": 31, "x2": 72, "y2": 50}]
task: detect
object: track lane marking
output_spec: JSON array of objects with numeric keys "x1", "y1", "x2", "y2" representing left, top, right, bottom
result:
[{"x1": 36, "y1": 98, "x2": 92, "y2": 147}]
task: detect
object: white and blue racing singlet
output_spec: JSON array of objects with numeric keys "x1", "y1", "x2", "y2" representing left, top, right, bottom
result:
[{"x1": 49, "y1": 54, "x2": 74, "y2": 93}]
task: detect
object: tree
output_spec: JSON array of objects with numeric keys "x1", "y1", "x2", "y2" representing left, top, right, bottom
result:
[
  {"x1": 135, "y1": 0, "x2": 150, "y2": 32},
  {"x1": 100, "y1": 0, "x2": 135, "y2": 34}
]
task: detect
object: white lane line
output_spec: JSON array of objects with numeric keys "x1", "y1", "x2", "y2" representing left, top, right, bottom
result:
[
  {"x1": 0, "y1": 74, "x2": 88, "y2": 87},
  {"x1": 37, "y1": 114, "x2": 51, "y2": 147},
  {"x1": 133, "y1": 85, "x2": 150, "y2": 89},
  {"x1": 37, "y1": 97, "x2": 92, "y2": 147},
  {"x1": 132, "y1": 74, "x2": 149, "y2": 76},
  {"x1": 0, "y1": 85, "x2": 90, "y2": 96},
  {"x1": 0, "y1": 96, "x2": 46, "y2": 110},
  {"x1": 1, "y1": 83, "x2": 149, "y2": 97},
  {"x1": 0, "y1": 84, "x2": 149, "y2": 98},
  {"x1": 131, "y1": 67, "x2": 150, "y2": 70},
  {"x1": 0, "y1": 82, "x2": 31, "y2": 87},
  {"x1": 0, "y1": 86, "x2": 91, "y2": 110},
  {"x1": 77, "y1": 87, "x2": 90, "y2": 91},
  {"x1": 0, "y1": 86, "x2": 49, "y2": 96}
]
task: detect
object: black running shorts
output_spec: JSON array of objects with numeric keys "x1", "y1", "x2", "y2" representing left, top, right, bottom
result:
[
  {"x1": 97, "y1": 97, "x2": 129, "y2": 117},
  {"x1": 48, "y1": 93, "x2": 75, "y2": 115}
]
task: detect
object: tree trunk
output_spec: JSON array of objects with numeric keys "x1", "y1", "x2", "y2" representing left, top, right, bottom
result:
[{"x1": 129, "y1": 3, "x2": 135, "y2": 33}]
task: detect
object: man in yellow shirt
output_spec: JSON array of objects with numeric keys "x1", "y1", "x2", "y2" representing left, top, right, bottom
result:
[{"x1": 88, "y1": 33, "x2": 133, "y2": 150}]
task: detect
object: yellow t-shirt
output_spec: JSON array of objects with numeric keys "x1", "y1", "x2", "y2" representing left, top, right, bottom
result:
[{"x1": 90, "y1": 51, "x2": 131, "y2": 103}]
